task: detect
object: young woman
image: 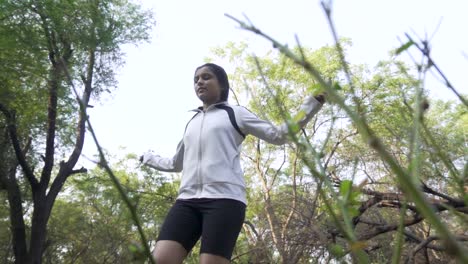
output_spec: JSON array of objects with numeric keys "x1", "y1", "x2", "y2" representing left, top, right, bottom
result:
[{"x1": 141, "y1": 63, "x2": 325, "y2": 264}]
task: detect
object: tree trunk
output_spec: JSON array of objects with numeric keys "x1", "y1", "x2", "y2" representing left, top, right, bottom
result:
[
  {"x1": 28, "y1": 193, "x2": 49, "y2": 264},
  {"x1": 6, "y1": 165, "x2": 28, "y2": 264}
]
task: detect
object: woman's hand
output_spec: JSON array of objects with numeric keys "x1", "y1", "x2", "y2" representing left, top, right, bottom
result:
[{"x1": 139, "y1": 150, "x2": 154, "y2": 165}]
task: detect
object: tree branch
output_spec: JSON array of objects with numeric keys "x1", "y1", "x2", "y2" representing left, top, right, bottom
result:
[
  {"x1": 244, "y1": 220, "x2": 260, "y2": 239},
  {"x1": 354, "y1": 187, "x2": 466, "y2": 242},
  {"x1": 34, "y1": 6, "x2": 60, "y2": 190},
  {"x1": 65, "y1": 50, "x2": 94, "y2": 168},
  {"x1": 70, "y1": 167, "x2": 87, "y2": 175},
  {"x1": 57, "y1": 52, "x2": 155, "y2": 264},
  {"x1": 282, "y1": 151, "x2": 299, "y2": 240},
  {"x1": 421, "y1": 182, "x2": 464, "y2": 206},
  {"x1": 324, "y1": 131, "x2": 358, "y2": 169},
  {"x1": 358, "y1": 215, "x2": 424, "y2": 240},
  {"x1": 48, "y1": 50, "x2": 93, "y2": 204},
  {"x1": 226, "y1": 13, "x2": 468, "y2": 261},
  {"x1": 0, "y1": 104, "x2": 38, "y2": 188},
  {"x1": 404, "y1": 33, "x2": 467, "y2": 107},
  {"x1": 406, "y1": 233, "x2": 468, "y2": 263}
]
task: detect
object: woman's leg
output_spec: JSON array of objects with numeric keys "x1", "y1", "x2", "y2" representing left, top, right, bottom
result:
[
  {"x1": 154, "y1": 200, "x2": 202, "y2": 263},
  {"x1": 200, "y1": 253, "x2": 231, "y2": 264},
  {"x1": 199, "y1": 199, "x2": 246, "y2": 263},
  {"x1": 153, "y1": 240, "x2": 187, "y2": 264}
]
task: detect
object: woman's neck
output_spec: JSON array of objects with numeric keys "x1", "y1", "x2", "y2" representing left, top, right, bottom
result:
[
  {"x1": 203, "y1": 103, "x2": 215, "y2": 111},
  {"x1": 203, "y1": 100, "x2": 223, "y2": 111}
]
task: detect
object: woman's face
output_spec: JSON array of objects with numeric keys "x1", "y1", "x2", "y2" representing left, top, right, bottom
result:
[{"x1": 194, "y1": 66, "x2": 222, "y2": 106}]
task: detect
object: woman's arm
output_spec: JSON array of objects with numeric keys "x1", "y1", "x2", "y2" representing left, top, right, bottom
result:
[
  {"x1": 141, "y1": 140, "x2": 184, "y2": 172},
  {"x1": 239, "y1": 95, "x2": 324, "y2": 145}
]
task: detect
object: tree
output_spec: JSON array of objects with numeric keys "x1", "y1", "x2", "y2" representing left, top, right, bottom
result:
[
  {"x1": 0, "y1": 1, "x2": 154, "y2": 263},
  {"x1": 209, "y1": 41, "x2": 351, "y2": 263},
  {"x1": 43, "y1": 153, "x2": 178, "y2": 263},
  {"x1": 209, "y1": 39, "x2": 467, "y2": 263}
]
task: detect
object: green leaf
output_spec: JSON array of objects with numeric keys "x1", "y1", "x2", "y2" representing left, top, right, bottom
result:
[
  {"x1": 348, "y1": 207, "x2": 360, "y2": 218},
  {"x1": 293, "y1": 110, "x2": 306, "y2": 123},
  {"x1": 333, "y1": 82, "x2": 343, "y2": 90},
  {"x1": 395, "y1": 40, "x2": 414, "y2": 55},
  {"x1": 328, "y1": 243, "x2": 346, "y2": 258},
  {"x1": 308, "y1": 83, "x2": 324, "y2": 96},
  {"x1": 287, "y1": 121, "x2": 301, "y2": 134},
  {"x1": 339, "y1": 180, "x2": 353, "y2": 197},
  {"x1": 128, "y1": 243, "x2": 140, "y2": 253}
]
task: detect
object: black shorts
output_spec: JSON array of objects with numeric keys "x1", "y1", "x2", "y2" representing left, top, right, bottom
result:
[{"x1": 157, "y1": 198, "x2": 246, "y2": 260}]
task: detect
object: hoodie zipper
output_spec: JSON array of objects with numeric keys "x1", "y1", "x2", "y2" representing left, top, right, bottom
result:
[{"x1": 196, "y1": 112, "x2": 205, "y2": 196}]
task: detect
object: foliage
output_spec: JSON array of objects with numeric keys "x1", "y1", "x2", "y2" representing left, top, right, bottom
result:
[
  {"x1": 43, "y1": 154, "x2": 178, "y2": 263},
  {"x1": 1, "y1": 1, "x2": 466, "y2": 263},
  {"x1": 0, "y1": 0, "x2": 154, "y2": 263},
  {"x1": 208, "y1": 36, "x2": 467, "y2": 263},
  {"x1": 225, "y1": 10, "x2": 468, "y2": 263}
]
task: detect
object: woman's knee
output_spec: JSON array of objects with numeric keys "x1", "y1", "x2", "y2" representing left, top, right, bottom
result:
[{"x1": 153, "y1": 240, "x2": 187, "y2": 264}]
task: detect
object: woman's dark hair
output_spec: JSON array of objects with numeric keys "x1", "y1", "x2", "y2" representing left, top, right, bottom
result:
[{"x1": 195, "y1": 63, "x2": 230, "y2": 101}]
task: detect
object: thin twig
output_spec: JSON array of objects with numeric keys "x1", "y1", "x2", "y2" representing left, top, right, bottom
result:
[
  {"x1": 225, "y1": 13, "x2": 468, "y2": 262},
  {"x1": 405, "y1": 33, "x2": 467, "y2": 107},
  {"x1": 59, "y1": 59, "x2": 155, "y2": 264}
]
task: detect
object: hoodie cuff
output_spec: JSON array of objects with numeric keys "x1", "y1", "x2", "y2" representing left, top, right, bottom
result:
[{"x1": 142, "y1": 152, "x2": 156, "y2": 165}]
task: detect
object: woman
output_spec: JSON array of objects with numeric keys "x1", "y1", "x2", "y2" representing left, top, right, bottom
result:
[{"x1": 141, "y1": 63, "x2": 325, "y2": 264}]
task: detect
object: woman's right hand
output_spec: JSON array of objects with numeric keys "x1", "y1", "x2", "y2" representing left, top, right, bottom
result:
[{"x1": 139, "y1": 151, "x2": 154, "y2": 165}]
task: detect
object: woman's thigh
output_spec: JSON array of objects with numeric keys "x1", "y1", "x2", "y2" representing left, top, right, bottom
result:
[
  {"x1": 156, "y1": 200, "x2": 203, "y2": 253},
  {"x1": 200, "y1": 199, "x2": 246, "y2": 260}
]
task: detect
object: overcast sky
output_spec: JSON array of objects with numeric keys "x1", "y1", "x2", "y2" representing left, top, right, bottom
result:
[{"x1": 80, "y1": 0, "x2": 468, "y2": 165}]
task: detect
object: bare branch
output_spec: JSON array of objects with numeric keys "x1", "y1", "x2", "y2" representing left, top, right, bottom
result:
[
  {"x1": 48, "y1": 51, "x2": 94, "y2": 205},
  {"x1": 404, "y1": 33, "x2": 467, "y2": 107},
  {"x1": 358, "y1": 215, "x2": 424, "y2": 240},
  {"x1": 406, "y1": 233, "x2": 468, "y2": 263},
  {"x1": 421, "y1": 182, "x2": 464, "y2": 206},
  {"x1": 281, "y1": 150, "x2": 299, "y2": 239},
  {"x1": 324, "y1": 131, "x2": 358, "y2": 169},
  {"x1": 70, "y1": 167, "x2": 87, "y2": 175},
  {"x1": 226, "y1": 13, "x2": 468, "y2": 261},
  {"x1": 244, "y1": 220, "x2": 260, "y2": 239},
  {"x1": 58, "y1": 57, "x2": 155, "y2": 264}
]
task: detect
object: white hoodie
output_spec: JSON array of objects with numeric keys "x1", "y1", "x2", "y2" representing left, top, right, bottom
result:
[{"x1": 142, "y1": 96, "x2": 323, "y2": 205}]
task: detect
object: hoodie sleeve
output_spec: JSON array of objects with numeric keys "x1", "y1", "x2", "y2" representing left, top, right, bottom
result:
[
  {"x1": 238, "y1": 96, "x2": 323, "y2": 145},
  {"x1": 141, "y1": 140, "x2": 184, "y2": 172}
]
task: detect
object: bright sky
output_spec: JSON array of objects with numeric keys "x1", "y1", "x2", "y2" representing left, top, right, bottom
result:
[{"x1": 81, "y1": 0, "x2": 468, "y2": 164}]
